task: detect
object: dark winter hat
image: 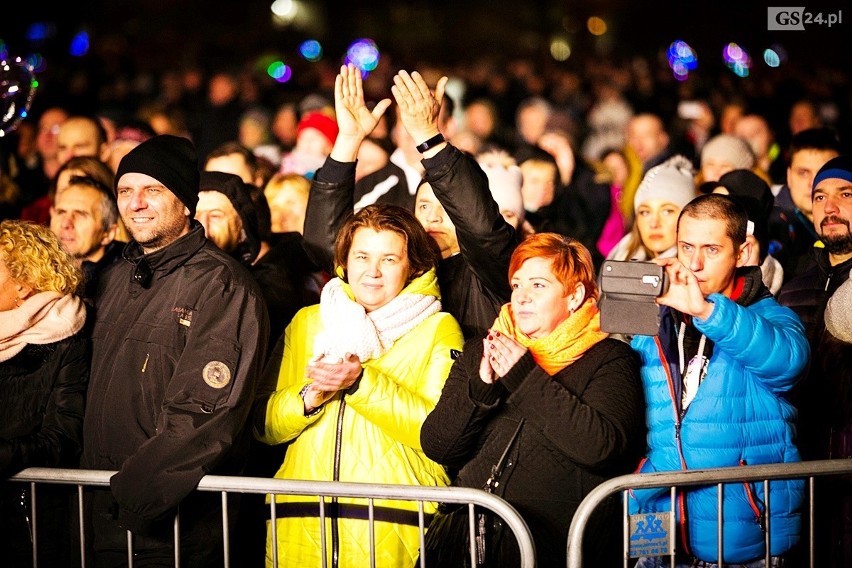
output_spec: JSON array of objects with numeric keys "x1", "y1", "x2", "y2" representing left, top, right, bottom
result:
[
  {"x1": 708, "y1": 169, "x2": 774, "y2": 217},
  {"x1": 705, "y1": 169, "x2": 774, "y2": 261},
  {"x1": 199, "y1": 170, "x2": 260, "y2": 264},
  {"x1": 115, "y1": 134, "x2": 200, "y2": 216},
  {"x1": 812, "y1": 155, "x2": 852, "y2": 196}
]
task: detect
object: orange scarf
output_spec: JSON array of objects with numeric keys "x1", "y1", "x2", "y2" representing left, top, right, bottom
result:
[{"x1": 491, "y1": 297, "x2": 608, "y2": 376}]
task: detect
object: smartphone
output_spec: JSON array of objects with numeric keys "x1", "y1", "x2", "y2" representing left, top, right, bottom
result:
[{"x1": 598, "y1": 261, "x2": 668, "y2": 336}]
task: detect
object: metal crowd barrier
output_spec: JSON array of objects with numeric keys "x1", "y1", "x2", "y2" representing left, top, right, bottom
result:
[
  {"x1": 10, "y1": 467, "x2": 536, "y2": 568},
  {"x1": 566, "y1": 459, "x2": 852, "y2": 568}
]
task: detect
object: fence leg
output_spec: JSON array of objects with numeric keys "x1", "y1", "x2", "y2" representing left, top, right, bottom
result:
[
  {"x1": 78, "y1": 485, "x2": 87, "y2": 568},
  {"x1": 221, "y1": 492, "x2": 230, "y2": 568}
]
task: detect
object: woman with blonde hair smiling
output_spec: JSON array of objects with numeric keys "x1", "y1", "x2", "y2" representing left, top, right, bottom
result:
[
  {"x1": 607, "y1": 155, "x2": 697, "y2": 262},
  {"x1": 0, "y1": 219, "x2": 90, "y2": 565}
]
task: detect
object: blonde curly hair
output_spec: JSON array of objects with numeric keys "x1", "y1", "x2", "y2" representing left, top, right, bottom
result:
[{"x1": 0, "y1": 220, "x2": 82, "y2": 295}]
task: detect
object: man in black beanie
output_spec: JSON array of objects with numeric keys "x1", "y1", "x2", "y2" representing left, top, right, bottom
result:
[{"x1": 81, "y1": 134, "x2": 270, "y2": 567}]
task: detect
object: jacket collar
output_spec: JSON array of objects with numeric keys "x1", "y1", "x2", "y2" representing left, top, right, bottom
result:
[{"x1": 122, "y1": 221, "x2": 207, "y2": 288}]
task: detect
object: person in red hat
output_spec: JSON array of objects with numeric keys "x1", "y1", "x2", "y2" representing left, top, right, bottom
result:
[{"x1": 279, "y1": 110, "x2": 339, "y2": 178}]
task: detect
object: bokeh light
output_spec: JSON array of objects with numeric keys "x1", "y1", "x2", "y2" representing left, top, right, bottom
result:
[
  {"x1": 723, "y1": 42, "x2": 751, "y2": 78},
  {"x1": 25, "y1": 53, "x2": 46, "y2": 74},
  {"x1": 70, "y1": 31, "x2": 90, "y2": 57},
  {"x1": 550, "y1": 38, "x2": 572, "y2": 62},
  {"x1": 0, "y1": 40, "x2": 8, "y2": 62},
  {"x1": 587, "y1": 17, "x2": 607, "y2": 36},
  {"x1": 0, "y1": 57, "x2": 39, "y2": 138},
  {"x1": 763, "y1": 49, "x2": 781, "y2": 68},
  {"x1": 667, "y1": 40, "x2": 697, "y2": 81},
  {"x1": 299, "y1": 40, "x2": 322, "y2": 62},
  {"x1": 25, "y1": 23, "x2": 49, "y2": 43},
  {"x1": 266, "y1": 60, "x2": 292, "y2": 83},
  {"x1": 270, "y1": 0, "x2": 294, "y2": 17},
  {"x1": 345, "y1": 39, "x2": 380, "y2": 74}
]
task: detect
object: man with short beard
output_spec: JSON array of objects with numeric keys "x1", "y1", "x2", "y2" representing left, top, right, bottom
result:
[
  {"x1": 778, "y1": 155, "x2": 852, "y2": 568},
  {"x1": 81, "y1": 135, "x2": 269, "y2": 567}
]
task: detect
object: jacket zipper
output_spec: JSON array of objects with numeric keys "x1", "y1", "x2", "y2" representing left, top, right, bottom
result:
[
  {"x1": 739, "y1": 460, "x2": 766, "y2": 530},
  {"x1": 653, "y1": 336, "x2": 692, "y2": 556},
  {"x1": 330, "y1": 399, "x2": 346, "y2": 568}
]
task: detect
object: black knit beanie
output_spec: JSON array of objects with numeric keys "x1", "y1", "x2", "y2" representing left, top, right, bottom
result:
[{"x1": 115, "y1": 135, "x2": 200, "y2": 216}]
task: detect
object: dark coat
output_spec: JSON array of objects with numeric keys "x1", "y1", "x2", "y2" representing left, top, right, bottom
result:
[
  {"x1": 0, "y1": 308, "x2": 91, "y2": 565},
  {"x1": 421, "y1": 335, "x2": 646, "y2": 567},
  {"x1": 82, "y1": 223, "x2": 269, "y2": 555},
  {"x1": 779, "y1": 249, "x2": 852, "y2": 460},
  {"x1": 252, "y1": 231, "x2": 322, "y2": 351}
]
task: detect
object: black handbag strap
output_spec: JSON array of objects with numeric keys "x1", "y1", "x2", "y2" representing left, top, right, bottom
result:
[{"x1": 483, "y1": 418, "x2": 525, "y2": 493}]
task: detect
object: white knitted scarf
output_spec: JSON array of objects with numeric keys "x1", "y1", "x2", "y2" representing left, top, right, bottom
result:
[{"x1": 312, "y1": 276, "x2": 441, "y2": 362}]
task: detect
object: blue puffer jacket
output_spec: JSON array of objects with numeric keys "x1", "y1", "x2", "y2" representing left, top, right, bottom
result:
[{"x1": 629, "y1": 267, "x2": 809, "y2": 563}]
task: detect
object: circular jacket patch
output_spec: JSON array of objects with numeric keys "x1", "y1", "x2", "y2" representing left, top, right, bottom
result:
[{"x1": 202, "y1": 361, "x2": 232, "y2": 389}]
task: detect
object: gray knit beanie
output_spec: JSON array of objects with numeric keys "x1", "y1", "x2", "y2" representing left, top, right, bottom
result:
[
  {"x1": 634, "y1": 155, "x2": 697, "y2": 212},
  {"x1": 825, "y1": 270, "x2": 852, "y2": 343},
  {"x1": 701, "y1": 134, "x2": 756, "y2": 171}
]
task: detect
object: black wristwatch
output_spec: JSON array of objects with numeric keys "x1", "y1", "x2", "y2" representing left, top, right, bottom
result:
[{"x1": 415, "y1": 132, "x2": 445, "y2": 153}]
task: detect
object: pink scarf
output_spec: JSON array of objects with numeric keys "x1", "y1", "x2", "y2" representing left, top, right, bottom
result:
[{"x1": 0, "y1": 292, "x2": 86, "y2": 363}]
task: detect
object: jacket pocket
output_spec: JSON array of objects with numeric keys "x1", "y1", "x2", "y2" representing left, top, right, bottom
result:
[{"x1": 122, "y1": 323, "x2": 183, "y2": 432}]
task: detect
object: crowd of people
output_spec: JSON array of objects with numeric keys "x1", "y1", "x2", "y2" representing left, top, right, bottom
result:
[{"x1": 0, "y1": 46, "x2": 851, "y2": 568}]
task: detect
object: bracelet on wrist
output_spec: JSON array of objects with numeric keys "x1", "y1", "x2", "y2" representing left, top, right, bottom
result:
[
  {"x1": 299, "y1": 384, "x2": 322, "y2": 417},
  {"x1": 415, "y1": 132, "x2": 445, "y2": 153}
]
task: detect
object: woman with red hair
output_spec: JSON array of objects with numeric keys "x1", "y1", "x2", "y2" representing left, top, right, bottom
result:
[{"x1": 420, "y1": 233, "x2": 646, "y2": 567}]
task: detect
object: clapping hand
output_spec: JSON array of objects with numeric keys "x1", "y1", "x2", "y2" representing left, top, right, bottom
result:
[
  {"x1": 304, "y1": 352, "x2": 363, "y2": 410},
  {"x1": 479, "y1": 330, "x2": 528, "y2": 384}
]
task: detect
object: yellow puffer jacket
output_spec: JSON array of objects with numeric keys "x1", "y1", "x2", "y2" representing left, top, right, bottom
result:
[{"x1": 257, "y1": 269, "x2": 464, "y2": 567}]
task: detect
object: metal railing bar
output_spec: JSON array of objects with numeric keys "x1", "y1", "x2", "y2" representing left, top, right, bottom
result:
[{"x1": 567, "y1": 459, "x2": 852, "y2": 567}]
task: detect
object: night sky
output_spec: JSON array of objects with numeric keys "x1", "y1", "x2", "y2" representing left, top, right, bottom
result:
[{"x1": 2, "y1": 1, "x2": 849, "y2": 71}]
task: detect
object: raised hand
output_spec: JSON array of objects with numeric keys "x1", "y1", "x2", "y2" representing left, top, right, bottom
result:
[
  {"x1": 331, "y1": 64, "x2": 392, "y2": 161},
  {"x1": 390, "y1": 70, "x2": 448, "y2": 145}
]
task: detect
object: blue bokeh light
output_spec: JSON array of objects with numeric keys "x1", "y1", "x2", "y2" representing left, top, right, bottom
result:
[
  {"x1": 299, "y1": 40, "x2": 323, "y2": 62},
  {"x1": 345, "y1": 39, "x2": 380, "y2": 74},
  {"x1": 667, "y1": 40, "x2": 697, "y2": 81},
  {"x1": 70, "y1": 31, "x2": 90, "y2": 57}
]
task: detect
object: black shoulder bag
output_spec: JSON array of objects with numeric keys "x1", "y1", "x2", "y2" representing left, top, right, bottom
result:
[{"x1": 421, "y1": 418, "x2": 525, "y2": 567}]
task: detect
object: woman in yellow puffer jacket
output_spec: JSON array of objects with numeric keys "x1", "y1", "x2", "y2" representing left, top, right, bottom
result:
[{"x1": 254, "y1": 203, "x2": 464, "y2": 567}]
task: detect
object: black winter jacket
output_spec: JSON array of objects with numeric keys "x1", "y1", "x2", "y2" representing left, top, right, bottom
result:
[
  {"x1": 779, "y1": 249, "x2": 852, "y2": 460},
  {"x1": 1, "y1": 306, "x2": 91, "y2": 565},
  {"x1": 82, "y1": 223, "x2": 269, "y2": 535},
  {"x1": 1, "y1": 314, "x2": 90, "y2": 476},
  {"x1": 303, "y1": 145, "x2": 517, "y2": 339},
  {"x1": 421, "y1": 335, "x2": 646, "y2": 566}
]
